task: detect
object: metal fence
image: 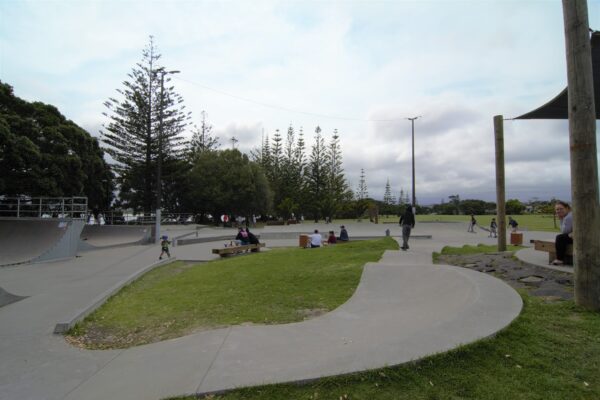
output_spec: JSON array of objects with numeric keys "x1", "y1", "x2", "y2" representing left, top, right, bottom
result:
[
  {"x1": 0, "y1": 197, "x2": 88, "y2": 219},
  {"x1": 89, "y1": 211, "x2": 197, "y2": 225}
]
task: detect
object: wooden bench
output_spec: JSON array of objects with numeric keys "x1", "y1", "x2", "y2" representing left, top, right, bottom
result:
[
  {"x1": 530, "y1": 239, "x2": 573, "y2": 264},
  {"x1": 212, "y1": 243, "x2": 266, "y2": 257}
]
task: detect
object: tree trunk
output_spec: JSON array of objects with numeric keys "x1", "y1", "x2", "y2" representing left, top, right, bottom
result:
[{"x1": 562, "y1": 0, "x2": 600, "y2": 310}]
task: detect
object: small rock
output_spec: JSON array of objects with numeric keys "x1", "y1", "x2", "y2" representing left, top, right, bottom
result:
[{"x1": 519, "y1": 276, "x2": 544, "y2": 283}]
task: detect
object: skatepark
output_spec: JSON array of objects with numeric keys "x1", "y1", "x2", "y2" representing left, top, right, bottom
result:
[{"x1": 0, "y1": 217, "x2": 566, "y2": 400}]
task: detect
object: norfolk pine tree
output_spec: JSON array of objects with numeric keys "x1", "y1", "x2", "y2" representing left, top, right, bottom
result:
[{"x1": 101, "y1": 37, "x2": 189, "y2": 213}]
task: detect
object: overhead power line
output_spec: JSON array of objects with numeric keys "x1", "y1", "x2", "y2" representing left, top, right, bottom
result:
[{"x1": 174, "y1": 76, "x2": 410, "y2": 122}]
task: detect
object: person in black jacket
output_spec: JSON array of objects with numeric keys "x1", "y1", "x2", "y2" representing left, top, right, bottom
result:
[{"x1": 399, "y1": 205, "x2": 416, "y2": 251}]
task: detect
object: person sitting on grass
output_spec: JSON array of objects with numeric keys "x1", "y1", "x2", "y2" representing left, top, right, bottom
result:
[
  {"x1": 309, "y1": 229, "x2": 322, "y2": 248},
  {"x1": 552, "y1": 201, "x2": 573, "y2": 266},
  {"x1": 327, "y1": 230, "x2": 337, "y2": 244},
  {"x1": 338, "y1": 225, "x2": 349, "y2": 241}
]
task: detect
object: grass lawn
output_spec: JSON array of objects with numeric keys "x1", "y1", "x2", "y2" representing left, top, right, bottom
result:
[
  {"x1": 379, "y1": 214, "x2": 560, "y2": 232},
  {"x1": 432, "y1": 243, "x2": 523, "y2": 262},
  {"x1": 68, "y1": 237, "x2": 398, "y2": 349},
  {"x1": 167, "y1": 245, "x2": 600, "y2": 400}
]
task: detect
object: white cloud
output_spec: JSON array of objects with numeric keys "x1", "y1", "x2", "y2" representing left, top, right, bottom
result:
[{"x1": 1, "y1": 0, "x2": 598, "y2": 205}]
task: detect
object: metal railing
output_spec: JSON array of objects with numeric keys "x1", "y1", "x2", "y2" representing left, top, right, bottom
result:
[
  {"x1": 0, "y1": 197, "x2": 88, "y2": 219},
  {"x1": 87, "y1": 211, "x2": 197, "y2": 225}
]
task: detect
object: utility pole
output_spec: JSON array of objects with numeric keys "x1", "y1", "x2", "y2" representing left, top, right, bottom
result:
[
  {"x1": 562, "y1": 0, "x2": 600, "y2": 310},
  {"x1": 494, "y1": 115, "x2": 507, "y2": 251},
  {"x1": 407, "y1": 116, "x2": 421, "y2": 210},
  {"x1": 155, "y1": 69, "x2": 180, "y2": 243}
]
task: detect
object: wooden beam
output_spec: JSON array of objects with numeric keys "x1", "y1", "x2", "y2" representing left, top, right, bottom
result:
[
  {"x1": 494, "y1": 115, "x2": 507, "y2": 252},
  {"x1": 562, "y1": 0, "x2": 600, "y2": 310}
]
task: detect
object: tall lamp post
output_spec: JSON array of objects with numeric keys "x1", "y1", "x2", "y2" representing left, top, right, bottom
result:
[
  {"x1": 155, "y1": 69, "x2": 180, "y2": 243},
  {"x1": 406, "y1": 116, "x2": 421, "y2": 210}
]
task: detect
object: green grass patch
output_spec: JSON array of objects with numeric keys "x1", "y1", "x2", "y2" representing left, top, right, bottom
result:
[
  {"x1": 169, "y1": 295, "x2": 600, "y2": 400},
  {"x1": 68, "y1": 237, "x2": 398, "y2": 349},
  {"x1": 431, "y1": 243, "x2": 522, "y2": 263},
  {"x1": 379, "y1": 214, "x2": 561, "y2": 232}
]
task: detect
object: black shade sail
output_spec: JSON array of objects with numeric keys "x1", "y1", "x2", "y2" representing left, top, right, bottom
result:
[{"x1": 515, "y1": 31, "x2": 600, "y2": 120}]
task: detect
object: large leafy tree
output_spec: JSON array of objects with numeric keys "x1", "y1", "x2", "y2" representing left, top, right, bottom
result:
[
  {"x1": 187, "y1": 149, "x2": 272, "y2": 222},
  {"x1": 0, "y1": 81, "x2": 113, "y2": 208},
  {"x1": 101, "y1": 37, "x2": 189, "y2": 213}
]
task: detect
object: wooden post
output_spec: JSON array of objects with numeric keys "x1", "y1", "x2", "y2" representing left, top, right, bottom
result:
[
  {"x1": 494, "y1": 115, "x2": 507, "y2": 251},
  {"x1": 563, "y1": 0, "x2": 600, "y2": 310}
]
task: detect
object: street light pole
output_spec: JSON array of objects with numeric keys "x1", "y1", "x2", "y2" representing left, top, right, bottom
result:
[
  {"x1": 155, "y1": 69, "x2": 180, "y2": 243},
  {"x1": 407, "y1": 116, "x2": 420, "y2": 210}
]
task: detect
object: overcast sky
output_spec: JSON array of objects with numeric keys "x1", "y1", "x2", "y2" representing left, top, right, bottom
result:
[{"x1": 1, "y1": 0, "x2": 599, "y2": 204}]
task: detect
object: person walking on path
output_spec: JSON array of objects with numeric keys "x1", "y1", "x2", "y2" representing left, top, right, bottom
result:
[
  {"x1": 552, "y1": 201, "x2": 573, "y2": 266},
  {"x1": 489, "y1": 218, "x2": 498, "y2": 238},
  {"x1": 399, "y1": 205, "x2": 415, "y2": 251},
  {"x1": 159, "y1": 235, "x2": 171, "y2": 260},
  {"x1": 468, "y1": 214, "x2": 477, "y2": 233}
]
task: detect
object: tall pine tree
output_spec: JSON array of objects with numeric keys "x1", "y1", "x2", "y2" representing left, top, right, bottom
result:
[
  {"x1": 305, "y1": 126, "x2": 327, "y2": 221},
  {"x1": 101, "y1": 37, "x2": 189, "y2": 213},
  {"x1": 189, "y1": 110, "x2": 219, "y2": 157},
  {"x1": 322, "y1": 128, "x2": 350, "y2": 221}
]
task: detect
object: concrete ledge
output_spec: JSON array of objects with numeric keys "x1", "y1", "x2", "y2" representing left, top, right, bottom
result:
[{"x1": 53, "y1": 257, "x2": 177, "y2": 334}]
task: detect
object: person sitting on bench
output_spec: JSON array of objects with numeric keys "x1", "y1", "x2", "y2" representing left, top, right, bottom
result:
[
  {"x1": 552, "y1": 200, "x2": 573, "y2": 266},
  {"x1": 236, "y1": 227, "x2": 250, "y2": 245}
]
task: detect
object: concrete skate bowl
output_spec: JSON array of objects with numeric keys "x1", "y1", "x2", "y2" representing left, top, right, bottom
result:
[
  {"x1": 0, "y1": 287, "x2": 28, "y2": 307},
  {"x1": 0, "y1": 218, "x2": 83, "y2": 266},
  {"x1": 79, "y1": 225, "x2": 152, "y2": 250}
]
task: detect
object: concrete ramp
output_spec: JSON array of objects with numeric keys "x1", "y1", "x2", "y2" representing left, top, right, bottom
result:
[
  {"x1": 0, "y1": 218, "x2": 84, "y2": 266},
  {"x1": 0, "y1": 287, "x2": 28, "y2": 307},
  {"x1": 79, "y1": 225, "x2": 152, "y2": 249}
]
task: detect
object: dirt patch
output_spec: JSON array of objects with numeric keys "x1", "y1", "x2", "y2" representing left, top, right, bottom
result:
[
  {"x1": 437, "y1": 252, "x2": 573, "y2": 301},
  {"x1": 297, "y1": 308, "x2": 329, "y2": 319}
]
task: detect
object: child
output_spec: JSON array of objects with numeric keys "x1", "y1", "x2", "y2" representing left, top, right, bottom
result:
[
  {"x1": 489, "y1": 218, "x2": 497, "y2": 238},
  {"x1": 159, "y1": 235, "x2": 171, "y2": 260}
]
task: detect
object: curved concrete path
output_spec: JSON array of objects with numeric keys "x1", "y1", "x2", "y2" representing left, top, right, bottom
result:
[{"x1": 0, "y1": 222, "x2": 522, "y2": 400}]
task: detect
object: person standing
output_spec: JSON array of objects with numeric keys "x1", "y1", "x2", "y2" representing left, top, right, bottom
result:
[
  {"x1": 468, "y1": 214, "x2": 477, "y2": 233},
  {"x1": 489, "y1": 218, "x2": 498, "y2": 238},
  {"x1": 552, "y1": 201, "x2": 573, "y2": 265},
  {"x1": 399, "y1": 205, "x2": 415, "y2": 251},
  {"x1": 508, "y1": 216, "x2": 519, "y2": 232}
]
